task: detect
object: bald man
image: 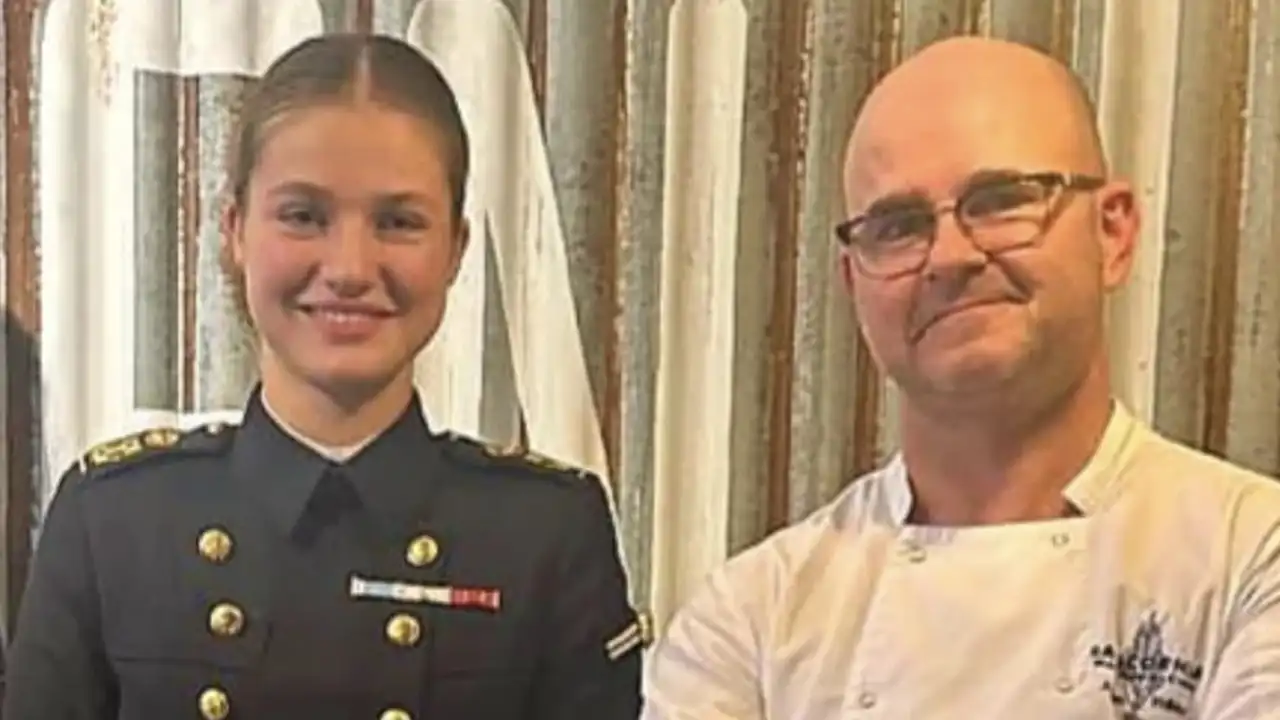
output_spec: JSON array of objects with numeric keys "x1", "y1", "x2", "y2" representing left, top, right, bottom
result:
[{"x1": 641, "y1": 37, "x2": 1280, "y2": 720}]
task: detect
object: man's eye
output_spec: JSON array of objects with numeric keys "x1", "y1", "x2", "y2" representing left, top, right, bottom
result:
[
  {"x1": 964, "y1": 183, "x2": 1046, "y2": 218},
  {"x1": 867, "y1": 211, "x2": 933, "y2": 243}
]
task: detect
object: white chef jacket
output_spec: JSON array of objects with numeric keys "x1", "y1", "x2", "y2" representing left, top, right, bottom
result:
[{"x1": 642, "y1": 403, "x2": 1280, "y2": 719}]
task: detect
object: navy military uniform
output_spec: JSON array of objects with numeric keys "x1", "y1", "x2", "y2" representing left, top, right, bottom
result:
[{"x1": 5, "y1": 388, "x2": 649, "y2": 719}]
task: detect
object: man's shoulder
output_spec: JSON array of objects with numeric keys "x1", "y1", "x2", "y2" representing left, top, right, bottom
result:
[
  {"x1": 654, "y1": 465, "x2": 893, "y2": 671},
  {"x1": 714, "y1": 462, "x2": 895, "y2": 587},
  {"x1": 1131, "y1": 430, "x2": 1280, "y2": 547},
  {"x1": 1138, "y1": 429, "x2": 1280, "y2": 501}
]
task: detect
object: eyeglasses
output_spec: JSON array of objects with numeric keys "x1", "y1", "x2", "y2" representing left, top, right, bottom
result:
[{"x1": 834, "y1": 171, "x2": 1105, "y2": 279}]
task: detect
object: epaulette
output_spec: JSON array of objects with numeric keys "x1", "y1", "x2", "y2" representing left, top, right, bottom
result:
[
  {"x1": 76, "y1": 422, "x2": 235, "y2": 477},
  {"x1": 442, "y1": 432, "x2": 596, "y2": 481}
]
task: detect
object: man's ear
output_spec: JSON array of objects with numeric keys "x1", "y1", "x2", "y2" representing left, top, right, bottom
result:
[
  {"x1": 837, "y1": 247, "x2": 858, "y2": 296},
  {"x1": 1096, "y1": 180, "x2": 1140, "y2": 290}
]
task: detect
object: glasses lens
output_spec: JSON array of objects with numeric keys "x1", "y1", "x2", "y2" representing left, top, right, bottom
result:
[
  {"x1": 851, "y1": 209, "x2": 933, "y2": 277},
  {"x1": 961, "y1": 179, "x2": 1054, "y2": 252}
]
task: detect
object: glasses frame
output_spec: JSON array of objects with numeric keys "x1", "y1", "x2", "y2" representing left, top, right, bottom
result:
[{"x1": 834, "y1": 171, "x2": 1106, "y2": 279}]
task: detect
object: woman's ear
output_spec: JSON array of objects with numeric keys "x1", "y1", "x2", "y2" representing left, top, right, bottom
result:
[
  {"x1": 447, "y1": 218, "x2": 471, "y2": 287},
  {"x1": 220, "y1": 199, "x2": 245, "y2": 269}
]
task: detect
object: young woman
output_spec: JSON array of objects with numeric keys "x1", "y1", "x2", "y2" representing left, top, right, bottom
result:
[{"x1": 5, "y1": 33, "x2": 646, "y2": 720}]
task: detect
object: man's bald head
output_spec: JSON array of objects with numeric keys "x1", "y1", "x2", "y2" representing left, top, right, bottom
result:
[{"x1": 844, "y1": 36, "x2": 1105, "y2": 207}]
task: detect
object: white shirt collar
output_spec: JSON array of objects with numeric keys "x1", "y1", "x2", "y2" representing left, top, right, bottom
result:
[
  {"x1": 260, "y1": 392, "x2": 377, "y2": 463},
  {"x1": 881, "y1": 400, "x2": 1144, "y2": 524}
]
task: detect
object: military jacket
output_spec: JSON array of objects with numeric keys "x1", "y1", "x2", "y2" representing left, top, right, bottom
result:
[{"x1": 5, "y1": 390, "x2": 648, "y2": 719}]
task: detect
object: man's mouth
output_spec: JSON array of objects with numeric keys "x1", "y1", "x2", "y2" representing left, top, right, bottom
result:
[{"x1": 912, "y1": 298, "x2": 1012, "y2": 340}]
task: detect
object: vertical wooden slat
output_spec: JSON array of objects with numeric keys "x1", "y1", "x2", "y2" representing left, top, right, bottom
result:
[
  {"x1": 541, "y1": 0, "x2": 625, "y2": 485},
  {"x1": 1049, "y1": 0, "x2": 1077, "y2": 61},
  {"x1": 1069, "y1": 0, "x2": 1106, "y2": 101},
  {"x1": 371, "y1": 0, "x2": 419, "y2": 35},
  {"x1": 602, "y1": 0, "x2": 626, "y2": 498},
  {"x1": 134, "y1": 71, "x2": 181, "y2": 411},
  {"x1": 724, "y1": 0, "x2": 811, "y2": 550},
  {"x1": 317, "y1": 0, "x2": 353, "y2": 33},
  {"x1": 179, "y1": 78, "x2": 200, "y2": 412},
  {"x1": 0, "y1": 0, "x2": 10, "y2": 633},
  {"x1": 1225, "y1": 0, "x2": 1280, "y2": 476},
  {"x1": 899, "y1": 0, "x2": 982, "y2": 55},
  {"x1": 1200, "y1": 0, "x2": 1251, "y2": 456},
  {"x1": 1155, "y1": 0, "x2": 1252, "y2": 455},
  {"x1": 193, "y1": 78, "x2": 258, "y2": 411},
  {"x1": 355, "y1": 0, "x2": 375, "y2": 33},
  {"x1": 3, "y1": 0, "x2": 39, "y2": 634},
  {"x1": 984, "y1": 0, "x2": 1076, "y2": 57},
  {"x1": 761, "y1": 0, "x2": 811, "y2": 533},
  {"x1": 615, "y1": 0, "x2": 672, "y2": 602}
]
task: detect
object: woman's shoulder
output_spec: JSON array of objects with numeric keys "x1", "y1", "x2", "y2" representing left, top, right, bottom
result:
[
  {"x1": 437, "y1": 431, "x2": 597, "y2": 484},
  {"x1": 434, "y1": 431, "x2": 613, "y2": 512},
  {"x1": 66, "y1": 422, "x2": 236, "y2": 487}
]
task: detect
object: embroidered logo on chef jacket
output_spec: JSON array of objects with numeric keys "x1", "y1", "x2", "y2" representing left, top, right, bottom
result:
[{"x1": 1089, "y1": 612, "x2": 1204, "y2": 717}]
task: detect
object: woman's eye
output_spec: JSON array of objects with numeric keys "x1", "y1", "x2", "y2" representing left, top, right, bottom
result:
[
  {"x1": 376, "y1": 212, "x2": 427, "y2": 233},
  {"x1": 277, "y1": 206, "x2": 325, "y2": 228}
]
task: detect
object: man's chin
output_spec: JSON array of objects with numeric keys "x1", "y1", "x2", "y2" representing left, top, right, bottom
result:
[{"x1": 909, "y1": 350, "x2": 1027, "y2": 399}]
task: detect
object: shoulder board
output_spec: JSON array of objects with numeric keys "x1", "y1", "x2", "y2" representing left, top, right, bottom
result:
[
  {"x1": 77, "y1": 422, "x2": 235, "y2": 476},
  {"x1": 442, "y1": 432, "x2": 595, "y2": 481}
]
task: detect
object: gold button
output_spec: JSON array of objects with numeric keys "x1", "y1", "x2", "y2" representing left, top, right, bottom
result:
[
  {"x1": 208, "y1": 602, "x2": 246, "y2": 637},
  {"x1": 405, "y1": 534, "x2": 439, "y2": 567},
  {"x1": 197, "y1": 528, "x2": 234, "y2": 564},
  {"x1": 198, "y1": 687, "x2": 230, "y2": 720},
  {"x1": 380, "y1": 709, "x2": 412, "y2": 720},
  {"x1": 385, "y1": 613, "x2": 422, "y2": 647}
]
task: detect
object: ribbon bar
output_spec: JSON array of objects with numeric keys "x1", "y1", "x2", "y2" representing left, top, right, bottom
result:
[{"x1": 349, "y1": 574, "x2": 502, "y2": 612}]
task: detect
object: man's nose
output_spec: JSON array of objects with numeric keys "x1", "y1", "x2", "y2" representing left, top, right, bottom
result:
[{"x1": 922, "y1": 210, "x2": 988, "y2": 276}]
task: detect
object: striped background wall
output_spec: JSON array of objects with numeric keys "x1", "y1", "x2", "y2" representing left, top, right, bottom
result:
[{"x1": 2, "y1": 0, "x2": 1277, "y2": 631}]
